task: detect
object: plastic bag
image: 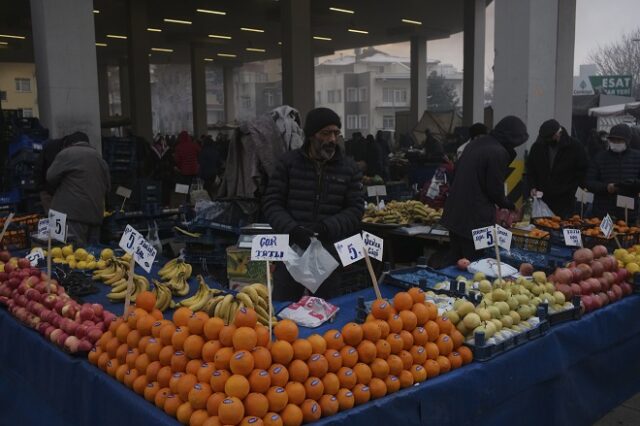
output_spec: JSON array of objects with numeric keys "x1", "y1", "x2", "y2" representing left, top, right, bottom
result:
[
  {"x1": 190, "y1": 178, "x2": 212, "y2": 204},
  {"x1": 283, "y1": 238, "x2": 339, "y2": 294},
  {"x1": 278, "y1": 296, "x2": 340, "y2": 328},
  {"x1": 467, "y1": 258, "x2": 518, "y2": 278},
  {"x1": 146, "y1": 221, "x2": 163, "y2": 254},
  {"x1": 532, "y1": 198, "x2": 554, "y2": 218}
]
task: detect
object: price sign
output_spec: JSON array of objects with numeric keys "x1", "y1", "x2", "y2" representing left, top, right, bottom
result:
[
  {"x1": 496, "y1": 225, "x2": 512, "y2": 251},
  {"x1": 48, "y1": 209, "x2": 67, "y2": 243},
  {"x1": 26, "y1": 248, "x2": 45, "y2": 266},
  {"x1": 37, "y1": 219, "x2": 49, "y2": 239},
  {"x1": 251, "y1": 234, "x2": 290, "y2": 261},
  {"x1": 601, "y1": 214, "x2": 614, "y2": 238},
  {"x1": 563, "y1": 228, "x2": 582, "y2": 247},
  {"x1": 616, "y1": 195, "x2": 635, "y2": 210},
  {"x1": 362, "y1": 231, "x2": 384, "y2": 262},
  {"x1": 119, "y1": 224, "x2": 143, "y2": 254},
  {"x1": 175, "y1": 183, "x2": 190, "y2": 194},
  {"x1": 575, "y1": 187, "x2": 594, "y2": 203},
  {"x1": 116, "y1": 186, "x2": 132, "y2": 198},
  {"x1": 133, "y1": 237, "x2": 157, "y2": 273},
  {"x1": 471, "y1": 226, "x2": 495, "y2": 250},
  {"x1": 366, "y1": 185, "x2": 387, "y2": 197},
  {"x1": 334, "y1": 234, "x2": 366, "y2": 267}
]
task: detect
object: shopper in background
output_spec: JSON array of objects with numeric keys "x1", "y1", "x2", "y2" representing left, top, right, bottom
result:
[
  {"x1": 35, "y1": 136, "x2": 66, "y2": 213},
  {"x1": 46, "y1": 132, "x2": 110, "y2": 246},
  {"x1": 375, "y1": 130, "x2": 391, "y2": 180},
  {"x1": 364, "y1": 134, "x2": 384, "y2": 177},
  {"x1": 456, "y1": 122, "x2": 488, "y2": 160},
  {"x1": 526, "y1": 119, "x2": 588, "y2": 218},
  {"x1": 585, "y1": 124, "x2": 640, "y2": 221},
  {"x1": 173, "y1": 130, "x2": 201, "y2": 186},
  {"x1": 198, "y1": 135, "x2": 223, "y2": 197},
  {"x1": 263, "y1": 107, "x2": 364, "y2": 301},
  {"x1": 441, "y1": 116, "x2": 529, "y2": 261},
  {"x1": 586, "y1": 129, "x2": 609, "y2": 160}
]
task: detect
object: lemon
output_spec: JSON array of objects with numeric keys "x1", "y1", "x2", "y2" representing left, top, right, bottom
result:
[
  {"x1": 87, "y1": 254, "x2": 95, "y2": 262},
  {"x1": 74, "y1": 248, "x2": 88, "y2": 261},
  {"x1": 122, "y1": 253, "x2": 132, "y2": 262},
  {"x1": 86, "y1": 261, "x2": 97, "y2": 270},
  {"x1": 77, "y1": 260, "x2": 88, "y2": 269},
  {"x1": 50, "y1": 247, "x2": 62, "y2": 258},
  {"x1": 62, "y1": 245, "x2": 74, "y2": 257},
  {"x1": 627, "y1": 262, "x2": 640, "y2": 275},
  {"x1": 96, "y1": 260, "x2": 107, "y2": 269},
  {"x1": 53, "y1": 258, "x2": 66, "y2": 264},
  {"x1": 100, "y1": 248, "x2": 114, "y2": 261},
  {"x1": 623, "y1": 254, "x2": 636, "y2": 265},
  {"x1": 68, "y1": 260, "x2": 77, "y2": 269},
  {"x1": 66, "y1": 254, "x2": 75, "y2": 262}
]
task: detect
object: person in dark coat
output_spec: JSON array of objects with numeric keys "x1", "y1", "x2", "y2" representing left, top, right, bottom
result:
[
  {"x1": 35, "y1": 137, "x2": 65, "y2": 213},
  {"x1": 526, "y1": 119, "x2": 588, "y2": 218},
  {"x1": 586, "y1": 129, "x2": 608, "y2": 160},
  {"x1": 585, "y1": 124, "x2": 640, "y2": 221},
  {"x1": 441, "y1": 116, "x2": 529, "y2": 261},
  {"x1": 375, "y1": 130, "x2": 391, "y2": 180},
  {"x1": 198, "y1": 136, "x2": 222, "y2": 197},
  {"x1": 263, "y1": 107, "x2": 365, "y2": 301},
  {"x1": 364, "y1": 134, "x2": 384, "y2": 177}
]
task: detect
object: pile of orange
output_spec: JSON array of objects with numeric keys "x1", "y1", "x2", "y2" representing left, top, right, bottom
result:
[{"x1": 89, "y1": 287, "x2": 473, "y2": 425}]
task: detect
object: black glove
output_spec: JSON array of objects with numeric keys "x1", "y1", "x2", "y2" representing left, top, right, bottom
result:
[
  {"x1": 311, "y1": 222, "x2": 329, "y2": 240},
  {"x1": 617, "y1": 179, "x2": 640, "y2": 194},
  {"x1": 290, "y1": 226, "x2": 314, "y2": 249}
]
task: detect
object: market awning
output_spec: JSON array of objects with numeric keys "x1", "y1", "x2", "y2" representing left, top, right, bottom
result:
[{"x1": 588, "y1": 101, "x2": 640, "y2": 118}]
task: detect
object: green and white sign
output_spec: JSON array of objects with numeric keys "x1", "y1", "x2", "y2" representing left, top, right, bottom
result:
[{"x1": 589, "y1": 75, "x2": 634, "y2": 96}]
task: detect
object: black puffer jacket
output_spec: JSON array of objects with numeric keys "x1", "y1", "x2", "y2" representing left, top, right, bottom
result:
[
  {"x1": 585, "y1": 147, "x2": 640, "y2": 219},
  {"x1": 441, "y1": 116, "x2": 528, "y2": 238},
  {"x1": 263, "y1": 144, "x2": 365, "y2": 246}
]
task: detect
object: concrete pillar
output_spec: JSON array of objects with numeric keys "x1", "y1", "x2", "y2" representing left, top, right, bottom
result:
[
  {"x1": 410, "y1": 36, "x2": 427, "y2": 130},
  {"x1": 281, "y1": 0, "x2": 314, "y2": 119},
  {"x1": 126, "y1": 0, "x2": 153, "y2": 142},
  {"x1": 191, "y1": 45, "x2": 208, "y2": 137},
  {"x1": 555, "y1": 0, "x2": 576, "y2": 128},
  {"x1": 29, "y1": 0, "x2": 101, "y2": 149},
  {"x1": 119, "y1": 59, "x2": 130, "y2": 119},
  {"x1": 97, "y1": 63, "x2": 110, "y2": 120},
  {"x1": 463, "y1": 0, "x2": 486, "y2": 126},
  {"x1": 223, "y1": 66, "x2": 236, "y2": 122}
]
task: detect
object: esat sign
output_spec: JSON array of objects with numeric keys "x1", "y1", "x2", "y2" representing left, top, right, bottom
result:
[
  {"x1": 334, "y1": 234, "x2": 365, "y2": 267},
  {"x1": 119, "y1": 224, "x2": 143, "y2": 254},
  {"x1": 362, "y1": 231, "x2": 383, "y2": 262},
  {"x1": 250, "y1": 234, "x2": 290, "y2": 261}
]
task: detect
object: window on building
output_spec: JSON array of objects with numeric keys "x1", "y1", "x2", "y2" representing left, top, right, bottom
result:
[
  {"x1": 346, "y1": 114, "x2": 358, "y2": 130},
  {"x1": 0, "y1": 91, "x2": 6, "y2": 101},
  {"x1": 22, "y1": 108, "x2": 33, "y2": 118},
  {"x1": 358, "y1": 87, "x2": 368, "y2": 102},
  {"x1": 241, "y1": 96, "x2": 251, "y2": 109},
  {"x1": 359, "y1": 114, "x2": 368, "y2": 130},
  {"x1": 346, "y1": 87, "x2": 357, "y2": 102},
  {"x1": 327, "y1": 90, "x2": 335, "y2": 104},
  {"x1": 336, "y1": 90, "x2": 342, "y2": 103},
  {"x1": 382, "y1": 87, "x2": 393, "y2": 103},
  {"x1": 15, "y1": 78, "x2": 31, "y2": 92},
  {"x1": 395, "y1": 89, "x2": 408, "y2": 103},
  {"x1": 383, "y1": 115, "x2": 395, "y2": 130},
  {"x1": 265, "y1": 91, "x2": 274, "y2": 107},
  {"x1": 316, "y1": 91, "x2": 322, "y2": 105}
]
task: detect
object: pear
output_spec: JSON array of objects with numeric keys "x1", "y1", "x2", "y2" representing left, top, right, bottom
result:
[
  {"x1": 545, "y1": 282, "x2": 555, "y2": 293},
  {"x1": 493, "y1": 288, "x2": 507, "y2": 302},
  {"x1": 509, "y1": 310, "x2": 521, "y2": 325},
  {"x1": 496, "y1": 301, "x2": 510, "y2": 316},
  {"x1": 531, "y1": 297, "x2": 542, "y2": 307},
  {"x1": 473, "y1": 272, "x2": 486, "y2": 282},
  {"x1": 456, "y1": 321, "x2": 469, "y2": 336},
  {"x1": 541, "y1": 293, "x2": 556, "y2": 305},
  {"x1": 500, "y1": 315, "x2": 514, "y2": 328},
  {"x1": 531, "y1": 285, "x2": 543, "y2": 296},
  {"x1": 553, "y1": 291, "x2": 566, "y2": 305},
  {"x1": 490, "y1": 318, "x2": 503, "y2": 331},
  {"x1": 515, "y1": 294, "x2": 529, "y2": 305},
  {"x1": 456, "y1": 301, "x2": 475, "y2": 317},
  {"x1": 487, "y1": 306, "x2": 501, "y2": 319},
  {"x1": 444, "y1": 310, "x2": 460, "y2": 325},
  {"x1": 463, "y1": 313, "x2": 481, "y2": 329},
  {"x1": 517, "y1": 305, "x2": 531, "y2": 320},
  {"x1": 478, "y1": 280, "x2": 492, "y2": 294},
  {"x1": 476, "y1": 308, "x2": 492, "y2": 321},
  {"x1": 506, "y1": 296, "x2": 518, "y2": 310},
  {"x1": 473, "y1": 323, "x2": 495, "y2": 340},
  {"x1": 532, "y1": 271, "x2": 547, "y2": 284}
]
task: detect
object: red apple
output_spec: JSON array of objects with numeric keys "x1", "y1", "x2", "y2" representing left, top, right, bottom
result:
[
  {"x1": 606, "y1": 289, "x2": 617, "y2": 303},
  {"x1": 457, "y1": 258, "x2": 470, "y2": 271},
  {"x1": 612, "y1": 284, "x2": 623, "y2": 299},
  {"x1": 0, "y1": 250, "x2": 11, "y2": 262},
  {"x1": 620, "y1": 282, "x2": 633, "y2": 296}
]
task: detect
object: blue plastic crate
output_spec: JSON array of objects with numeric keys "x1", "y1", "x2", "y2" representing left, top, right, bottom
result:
[{"x1": 0, "y1": 188, "x2": 21, "y2": 206}]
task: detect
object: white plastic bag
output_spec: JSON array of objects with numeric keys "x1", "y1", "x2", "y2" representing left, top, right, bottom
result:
[
  {"x1": 467, "y1": 258, "x2": 518, "y2": 278},
  {"x1": 532, "y1": 198, "x2": 555, "y2": 218},
  {"x1": 146, "y1": 221, "x2": 163, "y2": 254},
  {"x1": 283, "y1": 238, "x2": 339, "y2": 293}
]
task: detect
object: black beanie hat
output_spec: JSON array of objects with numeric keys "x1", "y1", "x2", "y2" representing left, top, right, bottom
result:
[
  {"x1": 469, "y1": 122, "x2": 488, "y2": 139},
  {"x1": 63, "y1": 131, "x2": 89, "y2": 147},
  {"x1": 539, "y1": 119, "x2": 561, "y2": 139},
  {"x1": 608, "y1": 123, "x2": 631, "y2": 142},
  {"x1": 303, "y1": 107, "x2": 341, "y2": 138}
]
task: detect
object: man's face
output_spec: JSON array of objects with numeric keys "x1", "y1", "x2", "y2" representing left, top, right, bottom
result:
[
  {"x1": 311, "y1": 124, "x2": 340, "y2": 161},
  {"x1": 551, "y1": 128, "x2": 562, "y2": 142}
]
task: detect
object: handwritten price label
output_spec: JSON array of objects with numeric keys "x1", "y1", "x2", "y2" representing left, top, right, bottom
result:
[
  {"x1": 26, "y1": 248, "x2": 45, "y2": 266},
  {"x1": 48, "y1": 209, "x2": 67, "y2": 243},
  {"x1": 600, "y1": 214, "x2": 614, "y2": 239},
  {"x1": 471, "y1": 226, "x2": 495, "y2": 250},
  {"x1": 334, "y1": 234, "x2": 365, "y2": 267},
  {"x1": 563, "y1": 228, "x2": 582, "y2": 247},
  {"x1": 251, "y1": 234, "x2": 290, "y2": 261},
  {"x1": 362, "y1": 231, "x2": 383, "y2": 262},
  {"x1": 496, "y1": 225, "x2": 512, "y2": 251},
  {"x1": 133, "y1": 237, "x2": 157, "y2": 273},
  {"x1": 119, "y1": 225, "x2": 143, "y2": 255}
]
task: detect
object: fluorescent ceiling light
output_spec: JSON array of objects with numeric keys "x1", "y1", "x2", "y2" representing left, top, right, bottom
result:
[
  {"x1": 106, "y1": 34, "x2": 127, "y2": 39},
  {"x1": 147, "y1": 28, "x2": 162, "y2": 32},
  {"x1": 329, "y1": 7, "x2": 354, "y2": 14},
  {"x1": 151, "y1": 47, "x2": 173, "y2": 52},
  {"x1": 217, "y1": 53, "x2": 237, "y2": 58},
  {"x1": 208, "y1": 34, "x2": 232, "y2": 40},
  {"x1": 401, "y1": 19, "x2": 422, "y2": 25},
  {"x1": 197, "y1": 9, "x2": 226, "y2": 15},
  {"x1": 95, "y1": 42, "x2": 108, "y2": 47},
  {"x1": 240, "y1": 27, "x2": 264, "y2": 33},
  {"x1": 0, "y1": 41, "x2": 9, "y2": 45},
  {"x1": 313, "y1": 36, "x2": 332, "y2": 41},
  {"x1": 93, "y1": 9, "x2": 100, "y2": 14},
  {"x1": 164, "y1": 18, "x2": 192, "y2": 25},
  {"x1": 204, "y1": 58, "x2": 214, "y2": 62},
  {"x1": 246, "y1": 47, "x2": 266, "y2": 52},
  {"x1": 348, "y1": 29, "x2": 368, "y2": 34},
  {"x1": 0, "y1": 34, "x2": 26, "y2": 40},
  {"x1": 278, "y1": 41, "x2": 282, "y2": 45}
]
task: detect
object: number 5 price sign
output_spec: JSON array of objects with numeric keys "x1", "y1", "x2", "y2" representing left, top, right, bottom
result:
[
  {"x1": 119, "y1": 225, "x2": 144, "y2": 317},
  {"x1": 471, "y1": 225, "x2": 512, "y2": 283},
  {"x1": 335, "y1": 233, "x2": 383, "y2": 300},
  {"x1": 46, "y1": 209, "x2": 67, "y2": 292}
]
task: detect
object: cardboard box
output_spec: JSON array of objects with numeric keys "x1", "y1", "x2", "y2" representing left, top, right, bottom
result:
[{"x1": 227, "y1": 245, "x2": 268, "y2": 284}]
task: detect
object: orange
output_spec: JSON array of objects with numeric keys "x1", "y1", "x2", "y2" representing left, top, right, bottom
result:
[
  {"x1": 157, "y1": 366, "x2": 174, "y2": 388},
  {"x1": 435, "y1": 317, "x2": 453, "y2": 335},
  {"x1": 447, "y1": 351, "x2": 463, "y2": 370},
  {"x1": 319, "y1": 394, "x2": 339, "y2": 417},
  {"x1": 280, "y1": 404, "x2": 303, "y2": 426},
  {"x1": 425, "y1": 342, "x2": 440, "y2": 360},
  {"x1": 138, "y1": 336, "x2": 153, "y2": 354},
  {"x1": 240, "y1": 416, "x2": 263, "y2": 426},
  {"x1": 336, "y1": 388, "x2": 354, "y2": 411},
  {"x1": 177, "y1": 373, "x2": 199, "y2": 401},
  {"x1": 176, "y1": 401, "x2": 195, "y2": 424},
  {"x1": 115, "y1": 364, "x2": 128, "y2": 383},
  {"x1": 234, "y1": 307, "x2": 258, "y2": 328},
  {"x1": 126, "y1": 308, "x2": 146, "y2": 329},
  {"x1": 399, "y1": 370, "x2": 414, "y2": 388},
  {"x1": 341, "y1": 323, "x2": 364, "y2": 346},
  {"x1": 145, "y1": 338, "x2": 162, "y2": 362},
  {"x1": 115, "y1": 322, "x2": 131, "y2": 344},
  {"x1": 410, "y1": 345, "x2": 427, "y2": 365},
  {"x1": 184, "y1": 359, "x2": 203, "y2": 376},
  {"x1": 219, "y1": 325, "x2": 237, "y2": 347},
  {"x1": 218, "y1": 397, "x2": 245, "y2": 426},
  {"x1": 159, "y1": 323, "x2": 177, "y2": 346},
  {"x1": 385, "y1": 375, "x2": 400, "y2": 394},
  {"x1": 398, "y1": 350, "x2": 414, "y2": 370},
  {"x1": 206, "y1": 392, "x2": 226, "y2": 416},
  {"x1": 126, "y1": 330, "x2": 142, "y2": 350},
  {"x1": 150, "y1": 309, "x2": 163, "y2": 321},
  {"x1": 352, "y1": 383, "x2": 371, "y2": 405},
  {"x1": 321, "y1": 373, "x2": 340, "y2": 395},
  {"x1": 146, "y1": 361, "x2": 162, "y2": 382},
  {"x1": 249, "y1": 369, "x2": 271, "y2": 393},
  {"x1": 410, "y1": 364, "x2": 427, "y2": 383},
  {"x1": 393, "y1": 292, "x2": 413, "y2": 311},
  {"x1": 144, "y1": 381, "x2": 161, "y2": 402},
  {"x1": 203, "y1": 416, "x2": 223, "y2": 426},
  {"x1": 303, "y1": 376, "x2": 324, "y2": 401},
  {"x1": 370, "y1": 358, "x2": 390, "y2": 379},
  {"x1": 370, "y1": 299, "x2": 392, "y2": 320},
  {"x1": 154, "y1": 387, "x2": 171, "y2": 409},
  {"x1": 450, "y1": 330, "x2": 464, "y2": 349},
  {"x1": 436, "y1": 355, "x2": 451, "y2": 373},
  {"x1": 457, "y1": 346, "x2": 473, "y2": 364},
  {"x1": 136, "y1": 314, "x2": 155, "y2": 336},
  {"x1": 163, "y1": 393, "x2": 182, "y2": 417},
  {"x1": 171, "y1": 351, "x2": 188, "y2": 372},
  {"x1": 323, "y1": 330, "x2": 345, "y2": 351},
  {"x1": 108, "y1": 319, "x2": 122, "y2": 334},
  {"x1": 307, "y1": 354, "x2": 329, "y2": 378},
  {"x1": 411, "y1": 303, "x2": 429, "y2": 326},
  {"x1": 263, "y1": 413, "x2": 284, "y2": 426},
  {"x1": 273, "y1": 320, "x2": 298, "y2": 343},
  {"x1": 255, "y1": 325, "x2": 270, "y2": 348},
  {"x1": 266, "y1": 386, "x2": 289, "y2": 413},
  {"x1": 375, "y1": 320, "x2": 391, "y2": 339},
  {"x1": 300, "y1": 399, "x2": 321, "y2": 423},
  {"x1": 399, "y1": 310, "x2": 418, "y2": 331},
  {"x1": 170, "y1": 373, "x2": 186, "y2": 394},
  {"x1": 340, "y1": 346, "x2": 359, "y2": 368},
  {"x1": 408, "y1": 287, "x2": 425, "y2": 304},
  {"x1": 186, "y1": 315, "x2": 206, "y2": 338},
  {"x1": 400, "y1": 330, "x2": 414, "y2": 350},
  {"x1": 369, "y1": 378, "x2": 387, "y2": 399},
  {"x1": 361, "y1": 321, "x2": 381, "y2": 343},
  {"x1": 190, "y1": 409, "x2": 210, "y2": 426},
  {"x1": 197, "y1": 362, "x2": 216, "y2": 383},
  {"x1": 214, "y1": 347, "x2": 234, "y2": 371},
  {"x1": 423, "y1": 359, "x2": 440, "y2": 378},
  {"x1": 336, "y1": 367, "x2": 357, "y2": 389},
  {"x1": 387, "y1": 314, "x2": 403, "y2": 334},
  {"x1": 171, "y1": 327, "x2": 191, "y2": 351},
  {"x1": 307, "y1": 334, "x2": 326, "y2": 354},
  {"x1": 325, "y1": 349, "x2": 343, "y2": 373},
  {"x1": 270, "y1": 341, "x2": 294, "y2": 365},
  {"x1": 291, "y1": 339, "x2": 312, "y2": 361},
  {"x1": 210, "y1": 369, "x2": 231, "y2": 393},
  {"x1": 202, "y1": 340, "x2": 222, "y2": 363},
  {"x1": 204, "y1": 317, "x2": 225, "y2": 341},
  {"x1": 189, "y1": 382, "x2": 213, "y2": 409},
  {"x1": 354, "y1": 363, "x2": 373, "y2": 385},
  {"x1": 151, "y1": 319, "x2": 170, "y2": 338},
  {"x1": 233, "y1": 327, "x2": 258, "y2": 351},
  {"x1": 284, "y1": 382, "x2": 306, "y2": 406},
  {"x1": 288, "y1": 359, "x2": 309, "y2": 383},
  {"x1": 356, "y1": 340, "x2": 377, "y2": 364},
  {"x1": 134, "y1": 353, "x2": 151, "y2": 374},
  {"x1": 386, "y1": 354, "x2": 403, "y2": 377},
  {"x1": 252, "y1": 346, "x2": 273, "y2": 370},
  {"x1": 88, "y1": 347, "x2": 102, "y2": 365},
  {"x1": 436, "y1": 334, "x2": 453, "y2": 356},
  {"x1": 425, "y1": 302, "x2": 438, "y2": 321},
  {"x1": 225, "y1": 374, "x2": 251, "y2": 399},
  {"x1": 174, "y1": 307, "x2": 194, "y2": 327},
  {"x1": 412, "y1": 327, "x2": 429, "y2": 346},
  {"x1": 268, "y1": 364, "x2": 290, "y2": 387},
  {"x1": 230, "y1": 350, "x2": 255, "y2": 376},
  {"x1": 244, "y1": 392, "x2": 270, "y2": 418},
  {"x1": 125, "y1": 348, "x2": 140, "y2": 369},
  {"x1": 116, "y1": 343, "x2": 129, "y2": 364},
  {"x1": 136, "y1": 290, "x2": 157, "y2": 313},
  {"x1": 375, "y1": 339, "x2": 391, "y2": 360},
  {"x1": 386, "y1": 333, "x2": 404, "y2": 354},
  {"x1": 158, "y1": 345, "x2": 174, "y2": 366}
]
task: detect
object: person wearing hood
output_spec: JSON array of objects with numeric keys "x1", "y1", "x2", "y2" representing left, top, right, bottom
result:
[
  {"x1": 456, "y1": 122, "x2": 488, "y2": 160},
  {"x1": 46, "y1": 132, "x2": 110, "y2": 246},
  {"x1": 173, "y1": 131, "x2": 201, "y2": 184},
  {"x1": 263, "y1": 107, "x2": 365, "y2": 301},
  {"x1": 526, "y1": 119, "x2": 588, "y2": 218},
  {"x1": 441, "y1": 116, "x2": 529, "y2": 261},
  {"x1": 585, "y1": 124, "x2": 640, "y2": 221}
]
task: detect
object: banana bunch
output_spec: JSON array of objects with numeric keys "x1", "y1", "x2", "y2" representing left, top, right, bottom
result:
[
  {"x1": 106, "y1": 274, "x2": 149, "y2": 302},
  {"x1": 178, "y1": 275, "x2": 225, "y2": 312},
  {"x1": 362, "y1": 200, "x2": 442, "y2": 225},
  {"x1": 203, "y1": 283, "x2": 276, "y2": 326},
  {"x1": 92, "y1": 258, "x2": 130, "y2": 285},
  {"x1": 151, "y1": 281, "x2": 175, "y2": 312},
  {"x1": 159, "y1": 258, "x2": 193, "y2": 281}
]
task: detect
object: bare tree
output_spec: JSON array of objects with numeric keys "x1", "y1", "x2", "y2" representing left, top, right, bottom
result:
[{"x1": 588, "y1": 28, "x2": 640, "y2": 98}]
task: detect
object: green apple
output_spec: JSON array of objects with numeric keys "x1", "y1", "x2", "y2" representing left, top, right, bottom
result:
[{"x1": 463, "y1": 312, "x2": 481, "y2": 329}]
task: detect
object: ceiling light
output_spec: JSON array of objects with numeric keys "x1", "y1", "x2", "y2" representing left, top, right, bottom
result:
[
  {"x1": 151, "y1": 47, "x2": 173, "y2": 52},
  {"x1": 348, "y1": 29, "x2": 368, "y2": 34},
  {"x1": 147, "y1": 28, "x2": 162, "y2": 32},
  {"x1": 197, "y1": 9, "x2": 226, "y2": 15},
  {"x1": 93, "y1": 9, "x2": 100, "y2": 14},
  {"x1": 0, "y1": 42, "x2": 8, "y2": 45},
  {"x1": 204, "y1": 58, "x2": 214, "y2": 62},
  {"x1": 95, "y1": 42, "x2": 108, "y2": 47},
  {"x1": 164, "y1": 18, "x2": 192, "y2": 25},
  {"x1": 0, "y1": 34, "x2": 26, "y2": 40},
  {"x1": 278, "y1": 41, "x2": 282, "y2": 45},
  {"x1": 107, "y1": 34, "x2": 127, "y2": 39},
  {"x1": 208, "y1": 34, "x2": 232, "y2": 40},
  {"x1": 313, "y1": 36, "x2": 332, "y2": 41},
  {"x1": 401, "y1": 19, "x2": 422, "y2": 25},
  {"x1": 217, "y1": 53, "x2": 237, "y2": 58},
  {"x1": 246, "y1": 47, "x2": 266, "y2": 52},
  {"x1": 240, "y1": 27, "x2": 264, "y2": 33},
  {"x1": 329, "y1": 7, "x2": 354, "y2": 14}
]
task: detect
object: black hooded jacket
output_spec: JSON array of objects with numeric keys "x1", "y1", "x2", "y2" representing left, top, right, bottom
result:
[{"x1": 441, "y1": 116, "x2": 529, "y2": 238}]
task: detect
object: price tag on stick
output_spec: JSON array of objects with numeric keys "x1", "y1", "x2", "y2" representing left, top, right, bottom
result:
[
  {"x1": 133, "y1": 238, "x2": 158, "y2": 274},
  {"x1": 0, "y1": 213, "x2": 15, "y2": 244},
  {"x1": 563, "y1": 229, "x2": 582, "y2": 247},
  {"x1": 335, "y1": 234, "x2": 382, "y2": 299},
  {"x1": 26, "y1": 248, "x2": 45, "y2": 267},
  {"x1": 119, "y1": 224, "x2": 143, "y2": 254},
  {"x1": 471, "y1": 226, "x2": 495, "y2": 250},
  {"x1": 362, "y1": 231, "x2": 384, "y2": 262},
  {"x1": 48, "y1": 209, "x2": 67, "y2": 243},
  {"x1": 37, "y1": 219, "x2": 49, "y2": 239},
  {"x1": 496, "y1": 225, "x2": 512, "y2": 251},
  {"x1": 116, "y1": 186, "x2": 132, "y2": 212},
  {"x1": 601, "y1": 214, "x2": 614, "y2": 239},
  {"x1": 616, "y1": 195, "x2": 635, "y2": 224},
  {"x1": 175, "y1": 183, "x2": 190, "y2": 194}
]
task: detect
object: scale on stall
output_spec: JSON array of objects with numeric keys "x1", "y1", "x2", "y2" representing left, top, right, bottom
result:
[{"x1": 237, "y1": 223, "x2": 274, "y2": 248}]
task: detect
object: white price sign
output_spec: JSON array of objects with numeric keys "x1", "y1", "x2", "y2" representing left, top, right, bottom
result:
[
  {"x1": 366, "y1": 185, "x2": 387, "y2": 197},
  {"x1": 575, "y1": 187, "x2": 594, "y2": 203},
  {"x1": 563, "y1": 228, "x2": 582, "y2": 247},
  {"x1": 132, "y1": 237, "x2": 158, "y2": 273},
  {"x1": 496, "y1": 225, "x2": 512, "y2": 251},
  {"x1": 616, "y1": 195, "x2": 635, "y2": 210},
  {"x1": 26, "y1": 248, "x2": 45, "y2": 266},
  {"x1": 119, "y1": 224, "x2": 143, "y2": 254},
  {"x1": 600, "y1": 214, "x2": 614, "y2": 239},
  {"x1": 362, "y1": 231, "x2": 383, "y2": 262},
  {"x1": 175, "y1": 183, "x2": 190, "y2": 194},
  {"x1": 334, "y1": 234, "x2": 366, "y2": 267},
  {"x1": 48, "y1": 209, "x2": 67, "y2": 243},
  {"x1": 250, "y1": 234, "x2": 290, "y2": 261},
  {"x1": 116, "y1": 186, "x2": 133, "y2": 198},
  {"x1": 37, "y1": 219, "x2": 49, "y2": 239},
  {"x1": 471, "y1": 226, "x2": 495, "y2": 250}
]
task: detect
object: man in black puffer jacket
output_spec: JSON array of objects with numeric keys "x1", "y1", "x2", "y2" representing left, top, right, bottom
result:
[{"x1": 263, "y1": 107, "x2": 365, "y2": 300}]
